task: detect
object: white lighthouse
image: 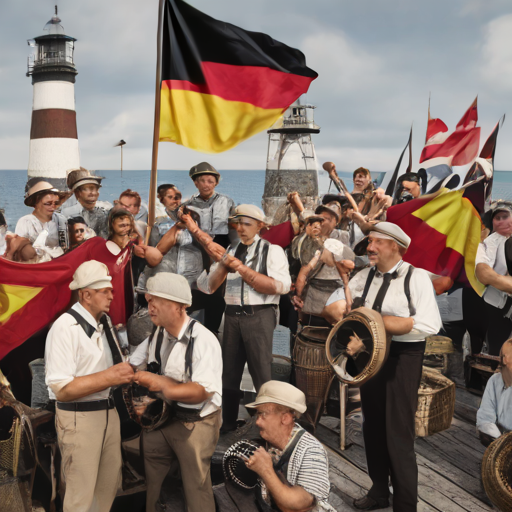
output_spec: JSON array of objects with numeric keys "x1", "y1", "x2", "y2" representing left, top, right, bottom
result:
[
  {"x1": 26, "y1": 7, "x2": 80, "y2": 190},
  {"x1": 262, "y1": 102, "x2": 320, "y2": 224}
]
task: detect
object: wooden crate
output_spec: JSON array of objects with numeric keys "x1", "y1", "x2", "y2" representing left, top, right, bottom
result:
[{"x1": 415, "y1": 367, "x2": 455, "y2": 437}]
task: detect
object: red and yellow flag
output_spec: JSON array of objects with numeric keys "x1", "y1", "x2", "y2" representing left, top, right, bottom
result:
[
  {"x1": 159, "y1": 0, "x2": 318, "y2": 153},
  {"x1": 0, "y1": 238, "x2": 132, "y2": 360},
  {"x1": 386, "y1": 188, "x2": 484, "y2": 295}
]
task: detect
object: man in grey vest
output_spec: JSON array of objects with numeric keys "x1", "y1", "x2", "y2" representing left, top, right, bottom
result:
[{"x1": 197, "y1": 205, "x2": 291, "y2": 432}]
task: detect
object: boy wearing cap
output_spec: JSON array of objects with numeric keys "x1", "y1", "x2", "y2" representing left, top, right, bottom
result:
[
  {"x1": 130, "y1": 273, "x2": 222, "y2": 512},
  {"x1": 242, "y1": 381, "x2": 335, "y2": 511},
  {"x1": 196, "y1": 204, "x2": 291, "y2": 432},
  {"x1": 181, "y1": 161, "x2": 235, "y2": 249},
  {"x1": 60, "y1": 168, "x2": 112, "y2": 239},
  {"x1": 45, "y1": 261, "x2": 134, "y2": 512},
  {"x1": 324, "y1": 222, "x2": 441, "y2": 512}
]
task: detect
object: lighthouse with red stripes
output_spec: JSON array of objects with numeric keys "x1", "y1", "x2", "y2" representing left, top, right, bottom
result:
[{"x1": 26, "y1": 7, "x2": 79, "y2": 190}]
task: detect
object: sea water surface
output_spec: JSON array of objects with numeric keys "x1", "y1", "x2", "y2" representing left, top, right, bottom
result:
[{"x1": 2, "y1": 169, "x2": 512, "y2": 231}]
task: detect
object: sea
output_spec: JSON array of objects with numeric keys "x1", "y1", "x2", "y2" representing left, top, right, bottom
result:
[{"x1": 3, "y1": 169, "x2": 512, "y2": 231}]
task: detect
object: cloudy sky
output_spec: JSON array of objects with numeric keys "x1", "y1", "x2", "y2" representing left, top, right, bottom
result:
[{"x1": 1, "y1": 0, "x2": 512, "y2": 173}]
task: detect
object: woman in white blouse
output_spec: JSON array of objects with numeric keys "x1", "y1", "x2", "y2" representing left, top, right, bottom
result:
[{"x1": 15, "y1": 180, "x2": 68, "y2": 259}]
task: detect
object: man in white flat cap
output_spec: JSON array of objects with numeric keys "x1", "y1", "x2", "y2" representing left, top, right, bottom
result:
[
  {"x1": 242, "y1": 381, "x2": 335, "y2": 511},
  {"x1": 195, "y1": 204, "x2": 291, "y2": 432},
  {"x1": 130, "y1": 272, "x2": 222, "y2": 512},
  {"x1": 323, "y1": 222, "x2": 441, "y2": 512},
  {"x1": 45, "y1": 260, "x2": 134, "y2": 512}
]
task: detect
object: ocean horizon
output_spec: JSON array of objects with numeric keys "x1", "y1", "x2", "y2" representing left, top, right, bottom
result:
[{"x1": 2, "y1": 169, "x2": 512, "y2": 231}]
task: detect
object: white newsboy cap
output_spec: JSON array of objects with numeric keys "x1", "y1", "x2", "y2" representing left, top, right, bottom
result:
[
  {"x1": 370, "y1": 221, "x2": 411, "y2": 249},
  {"x1": 246, "y1": 381, "x2": 307, "y2": 414},
  {"x1": 229, "y1": 204, "x2": 266, "y2": 223},
  {"x1": 140, "y1": 273, "x2": 192, "y2": 305},
  {"x1": 69, "y1": 260, "x2": 113, "y2": 290}
]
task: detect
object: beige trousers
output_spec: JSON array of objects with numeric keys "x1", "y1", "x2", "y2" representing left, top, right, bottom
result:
[
  {"x1": 142, "y1": 410, "x2": 221, "y2": 512},
  {"x1": 56, "y1": 407, "x2": 122, "y2": 512}
]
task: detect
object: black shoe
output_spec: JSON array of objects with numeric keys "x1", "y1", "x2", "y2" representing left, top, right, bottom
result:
[{"x1": 353, "y1": 495, "x2": 389, "y2": 510}]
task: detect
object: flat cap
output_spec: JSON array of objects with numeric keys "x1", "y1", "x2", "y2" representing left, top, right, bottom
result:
[
  {"x1": 229, "y1": 204, "x2": 266, "y2": 223},
  {"x1": 315, "y1": 204, "x2": 341, "y2": 222},
  {"x1": 492, "y1": 202, "x2": 512, "y2": 219},
  {"x1": 189, "y1": 162, "x2": 220, "y2": 180},
  {"x1": 245, "y1": 381, "x2": 307, "y2": 414},
  {"x1": 138, "y1": 272, "x2": 192, "y2": 305},
  {"x1": 69, "y1": 260, "x2": 113, "y2": 290},
  {"x1": 370, "y1": 221, "x2": 411, "y2": 248}
]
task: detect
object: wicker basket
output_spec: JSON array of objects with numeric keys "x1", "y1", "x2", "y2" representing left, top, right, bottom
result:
[
  {"x1": 415, "y1": 367, "x2": 455, "y2": 437},
  {"x1": 481, "y1": 431, "x2": 512, "y2": 511}
]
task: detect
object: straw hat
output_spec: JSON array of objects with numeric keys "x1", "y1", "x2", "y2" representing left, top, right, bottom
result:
[
  {"x1": 246, "y1": 381, "x2": 307, "y2": 413},
  {"x1": 24, "y1": 181, "x2": 63, "y2": 207},
  {"x1": 67, "y1": 167, "x2": 104, "y2": 191}
]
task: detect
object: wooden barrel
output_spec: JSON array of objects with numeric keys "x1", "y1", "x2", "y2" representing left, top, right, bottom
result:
[{"x1": 293, "y1": 330, "x2": 334, "y2": 427}]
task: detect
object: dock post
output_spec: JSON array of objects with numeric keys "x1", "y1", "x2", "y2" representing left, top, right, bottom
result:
[{"x1": 340, "y1": 381, "x2": 347, "y2": 450}]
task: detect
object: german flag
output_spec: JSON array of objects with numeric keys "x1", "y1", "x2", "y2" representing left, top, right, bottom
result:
[
  {"x1": 386, "y1": 188, "x2": 484, "y2": 295},
  {"x1": 0, "y1": 238, "x2": 132, "y2": 360},
  {"x1": 159, "y1": 0, "x2": 318, "y2": 153}
]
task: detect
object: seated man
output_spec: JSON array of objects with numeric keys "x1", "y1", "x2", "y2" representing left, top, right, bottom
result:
[
  {"x1": 130, "y1": 273, "x2": 222, "y2": 512},
  {"x1": 244, "y1": 381, "x2": 335, "y2": 511},
  {"x1": 476, "y1": 339, "x2": 512, "y2": 445}
]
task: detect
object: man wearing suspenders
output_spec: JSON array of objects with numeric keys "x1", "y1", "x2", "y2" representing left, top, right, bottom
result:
[
  {"x1": 45, "y1": 261, "x2": 134, "y2": 512},
  {"x1": 197, "y1": 204, "x2": 292, "y2": 432},
  {"x1": 323, "y1": 222, "x2": 442, "y2": 512},
  {"x1": 130, "y1": 273, "x2": 222, "y2": 512}
]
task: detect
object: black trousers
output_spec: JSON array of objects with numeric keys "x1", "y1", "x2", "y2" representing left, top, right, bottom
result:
[
  {"x1": 484, "y1": 301, "x2": 512, "y2": 356},
  {"x1": 360, "y1": 341, "x2": 425, "y2": 512},
  {"x1": 462, "y1": 287, "x2": 488, "y2": 355},
  {"x1": 190, "y1": 287, "x2": 226, "y2": 335},
  {"x1": 222, "y1": 306, "x2": 277, "y2": 393}
]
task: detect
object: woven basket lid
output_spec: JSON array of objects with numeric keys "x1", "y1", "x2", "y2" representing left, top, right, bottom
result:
[
  {"x1": 482, "y1": 431, "x2": 512, "y2": 511},
  {"x1": 326, "y1": 307, "x2": 390, "y2": 386}
]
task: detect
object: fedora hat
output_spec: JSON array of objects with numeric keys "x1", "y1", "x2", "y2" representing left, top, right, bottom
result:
[{"x1": 67, "y1": 167, "x2": 104, "y2": 191}]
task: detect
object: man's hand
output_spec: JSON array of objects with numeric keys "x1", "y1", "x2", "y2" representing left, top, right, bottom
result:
[
  {"x1": 133, "y1": 371, "x2": 166, "y2": 393},
  {"x1": 245, "y1": 447, "x2": 274, "y2": 478},
  {"x1": 179, "y1": 212, "x2": 199, "y2": 234},
  {"x1": 292, "y1": 295, "x2": 304, "y2": 311},
  {"x1": 346, "y1": 332, "x2": 365, "y2": 357},
  {"x1": 221, "y1": 253, "x2": 243, "y2": 272},
  {"x1": 132, "y1": 244, "x2": 145, "y2": 258},
  {"x1": 106, "y1": 362, "x2": 134, "y2": 386},
  {"x1": 287, "y1": 192, "x2": 304, "y2": 214}
]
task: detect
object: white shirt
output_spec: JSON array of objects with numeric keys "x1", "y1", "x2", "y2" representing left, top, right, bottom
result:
[
  {"x1": 476, "y1": 372, "x2": 512, "y2": 438},
  {"x1": 197, "y1": 235, "x2": 291, "y2": 305},
  {"x1": 476, "y1": 232, "x2": 510, "y2": 309},
  {"x1": 45, "y1": 303, "x2": 116, "y2": 401},
  {"x1": 130, "y1": 318, "x2": 222, "y2": 417},
  {"x1": 327, "y1": 261, "x2": 442, "y2": 342},
  {"x1": 15, "y1": 214, "x2": 64, "y2": 259}
]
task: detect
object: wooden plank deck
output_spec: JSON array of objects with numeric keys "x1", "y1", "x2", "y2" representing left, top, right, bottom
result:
[{"x1": 120, "y1": 327, "x2": 497, "y2": 511}]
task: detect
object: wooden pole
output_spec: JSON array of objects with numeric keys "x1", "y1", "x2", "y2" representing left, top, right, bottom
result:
[
  {"x1": 120, "y1": 144, "x2": 123, "y2": 174},
  {"x1": 146, "y1": 0, "x2": 165, "y2": 244},
  {"x1": 340, "y1": 381, "x2": 347, "y2": 450}
]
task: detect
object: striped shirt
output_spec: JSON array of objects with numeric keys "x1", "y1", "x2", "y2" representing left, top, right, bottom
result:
[{"x1": 261, "y1": 424, "x2": 335, "y2": 511}]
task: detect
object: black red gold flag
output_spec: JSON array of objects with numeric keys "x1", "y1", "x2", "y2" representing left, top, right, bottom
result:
[{"x1": 159, "y1": 0, "x2": 318, "y2": 153}]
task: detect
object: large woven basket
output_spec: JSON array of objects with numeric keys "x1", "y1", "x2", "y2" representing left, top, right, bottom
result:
[
  {"x1": 415, "y1": 367, "x2": 455, "y2": 437},
  {"x1": 481, "y1": 431, "x2": 512, "y2": 511}
]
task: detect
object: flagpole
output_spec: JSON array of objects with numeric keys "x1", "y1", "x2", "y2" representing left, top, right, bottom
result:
[{"x1": 147, "y1": 0, "x2": 166, "y2": 244}]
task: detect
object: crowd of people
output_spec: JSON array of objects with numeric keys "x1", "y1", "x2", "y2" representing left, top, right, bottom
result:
[{"x1": 1, "y1": 162, "x2": 511, "y2": 512}]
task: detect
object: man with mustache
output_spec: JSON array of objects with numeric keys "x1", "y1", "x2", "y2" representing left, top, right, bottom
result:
[{"x1": 323, "y1": 222, "x2": 441, "y2": 512}]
